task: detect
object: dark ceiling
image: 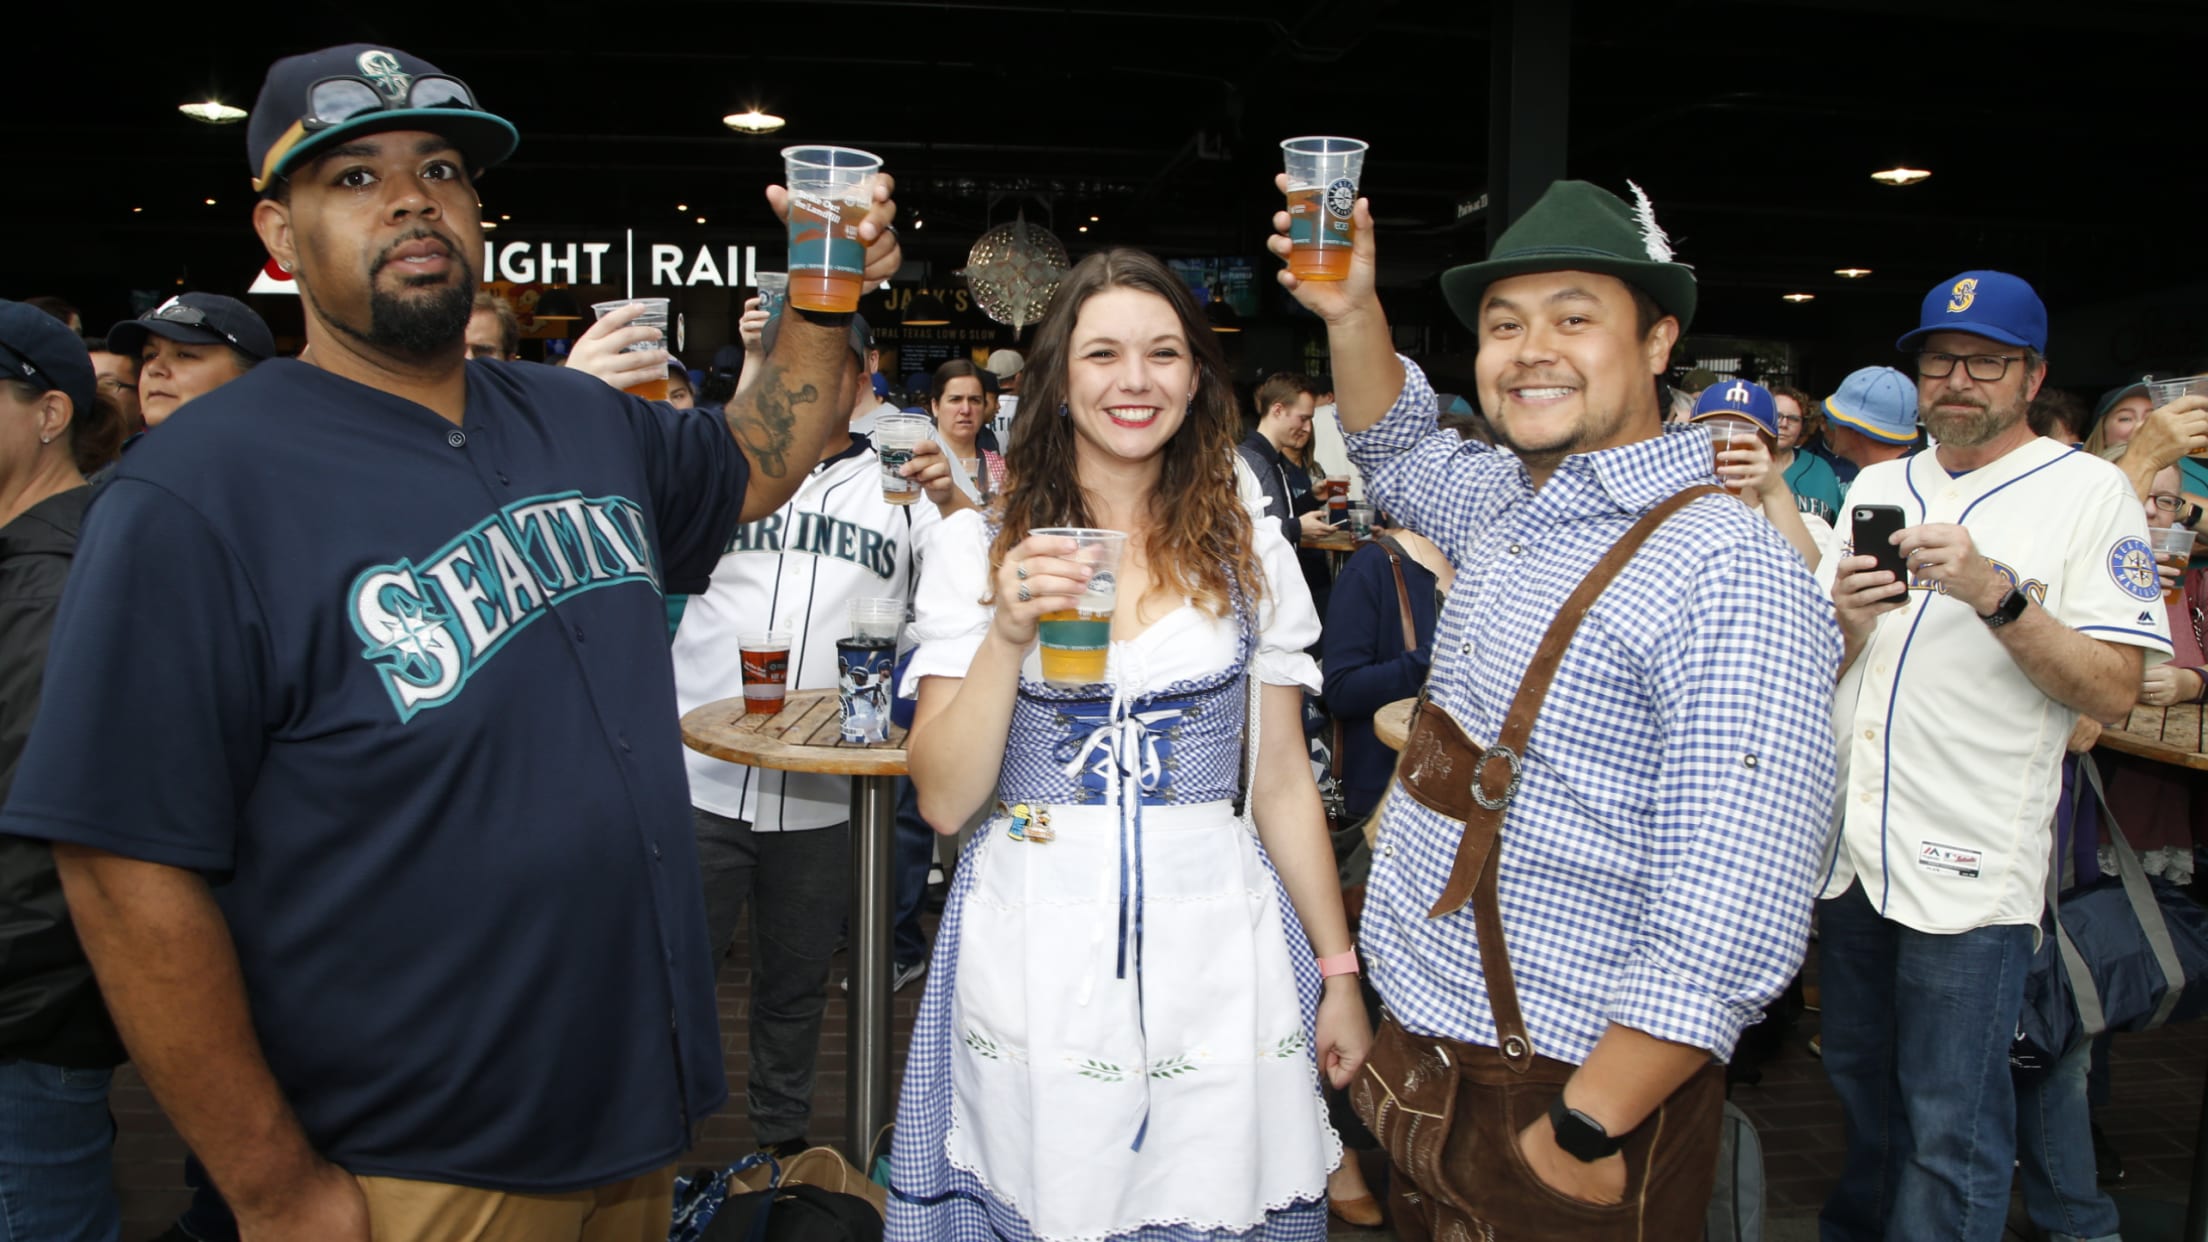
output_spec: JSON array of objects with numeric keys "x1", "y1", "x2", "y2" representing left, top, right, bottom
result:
[{"x1": 10, "y1": 0, "x2": 2207, "y2": 389}]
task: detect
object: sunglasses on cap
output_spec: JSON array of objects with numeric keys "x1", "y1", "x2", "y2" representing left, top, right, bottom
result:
[
  {"x1": 300, "y1": 74, "x2": 481, "y2": 134},
  {"x1": 144, "y1": 301, "x2": 260, "y2": 357}
]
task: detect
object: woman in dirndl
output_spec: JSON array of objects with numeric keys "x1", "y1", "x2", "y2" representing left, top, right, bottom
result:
[{"x1": 887, "y1": 247, "x2": 1371, "y2": 1242}]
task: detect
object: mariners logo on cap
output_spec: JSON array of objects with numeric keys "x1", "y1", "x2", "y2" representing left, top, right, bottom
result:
[
  {"x1": 1325, "y1": 177, "x2": 1356, "y2": 220},
  {"x1": 1722, "y1": 381, "x2": 1751, "y2": 404},
  {"x1": 1947, "y1": 278, "x2": 1978, "y2": 314},
  {"x1": 357, "y1": 49, "x2": 413, "y2": 102}
]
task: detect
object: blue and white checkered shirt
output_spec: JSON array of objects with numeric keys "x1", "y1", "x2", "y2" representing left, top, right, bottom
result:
[{"x1": 1348, "y1": 361, "x2": 1841, "y2": 1064}]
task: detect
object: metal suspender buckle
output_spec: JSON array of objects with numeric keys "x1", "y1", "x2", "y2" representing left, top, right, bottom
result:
[{"x1": 1469, "y1": 745, "x2": 1522, "y2": 812}]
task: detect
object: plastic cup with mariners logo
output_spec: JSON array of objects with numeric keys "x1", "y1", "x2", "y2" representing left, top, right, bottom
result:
[
  {"x1": 1347, "y1": 502, "x2": 1376, "y2": 539},
  {"x1": 780, "y1": 146, "x2": 883, "y2": 314},
  {"x1": 2145, "y1": 373, "x2": 2208, "y2": 458},
  {"x1": 2151, "y1": 525, "x2": 2197, "y2": 604},
  {"x1": 1281, "y1": 137, "x2": 1368, "y2": 281},
  {"x1": 739, "y1": 630, "x2": 793, "y2": 715},
  {"x1": 872, "y1": 413, "x2": 933, "y2": 506},
  {"x1": 590, "y1": 298, "x2": 675, "y2": 401},
  {"x1": 754, "y1": 271, "x2": 790, "y2": 321},
  {"x1": 837, "y1": 598, "x2": 903, "y2": 743},
  {"x1": 1031, "y1": 528, "x2": 1128, "y2": 688}
]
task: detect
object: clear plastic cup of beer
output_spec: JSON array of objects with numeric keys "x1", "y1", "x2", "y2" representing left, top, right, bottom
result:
[
  {"x1": 1281, "y1": 137, "x2": 1369, "y2": 281},
  {"x1": 590, "y1": 298, "x2": 673, "y2": 400},
  {"x1": 780, "y1": 146, "x2": 883, "y2": 314},
  {"x1": 1030, "y1": 528, "x2": 1129, "y2": 687}
]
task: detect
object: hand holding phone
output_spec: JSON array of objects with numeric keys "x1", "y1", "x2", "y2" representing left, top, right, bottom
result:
[{"x1": 1849, "y1": 504, "x2": 1911, "y2": 586}]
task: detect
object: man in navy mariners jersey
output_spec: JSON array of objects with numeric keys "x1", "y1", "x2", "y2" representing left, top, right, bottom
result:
[{"x1": 0, "y1": 44, "x2": 899, "y2": 1242}]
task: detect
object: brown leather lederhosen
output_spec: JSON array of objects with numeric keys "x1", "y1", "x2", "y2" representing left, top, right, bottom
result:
[{"x1": 1349, "y1": 487, "x2": 1726, "y2": 1242}]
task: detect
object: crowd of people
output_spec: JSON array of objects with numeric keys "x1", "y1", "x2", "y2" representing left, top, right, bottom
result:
[{"x1": 0, "y1": 37, "x2": 2204, "y2": 1242}]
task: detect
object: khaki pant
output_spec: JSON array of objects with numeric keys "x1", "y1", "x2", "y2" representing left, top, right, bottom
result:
[{"x1": 355, "y1": 1165, "x2": 675, "y2": 1242}]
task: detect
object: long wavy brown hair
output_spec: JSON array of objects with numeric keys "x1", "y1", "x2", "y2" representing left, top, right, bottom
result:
[{"x1": 987, "y1": 248, "x2": 1262, "y2": 619}]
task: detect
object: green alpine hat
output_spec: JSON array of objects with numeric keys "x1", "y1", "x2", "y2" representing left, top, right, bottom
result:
[{"x1": 1440, "y1": 180, "x2": 1698, "y2": 334}]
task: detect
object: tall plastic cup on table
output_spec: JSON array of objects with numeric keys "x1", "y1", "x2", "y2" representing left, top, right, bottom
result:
[
  {"x1": 1032, "y1": 529, "x2": 1128, "y2": 688},
  {"x1": 838, "y1": 598, "x2": 902, "y2": 743},
  {"x1": 590, "y1": 298, "x2": 674, "y2": 400},
  {"x1": 739, "y1": 631, "x2": 793, "y2": 715},
  {"x1": 1281, "y1": 137, "x2": 1368, "y2": 282},
  {"x1": 781, "y1": 146, "x2": 883, "y2": 314}
]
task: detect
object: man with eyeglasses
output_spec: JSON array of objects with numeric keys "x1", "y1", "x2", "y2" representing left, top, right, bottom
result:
[
  {"x1": 1816, "y1": 270, "x2": 2171, "y2": 1242},
  {"x1": 0, "y1": 42, "x2": 900, "y2": 1242}
]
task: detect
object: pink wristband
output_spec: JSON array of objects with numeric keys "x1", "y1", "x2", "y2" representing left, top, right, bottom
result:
[{"x1": 1317, "y1": 949, "x2": 1360, "y2": 978}]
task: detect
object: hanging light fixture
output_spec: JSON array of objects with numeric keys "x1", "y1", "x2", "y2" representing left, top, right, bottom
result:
[
  {"x1": 723, "y1": 109, "x2": 787, "y2": 135},
  {"x1": 179, "y1": 100, "x2": 248, "y2": 124},
  {"x1": 1781, "y1": 293, "x2": 1816, "y2": 303},
  {"x1": 1833, "y1": 268, "x2": 1872, "y2": 278},
  {"x1": 903, "y1": 292, "x2": 952, "y2": 327},
  {"x1": 1869, "y1": 166, "x2": 1931, "y2": 187}
]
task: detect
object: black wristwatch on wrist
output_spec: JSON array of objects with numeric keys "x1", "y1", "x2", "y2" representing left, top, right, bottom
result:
[
  {"x1": 1547, "y1": 1094, "x2": 1629, "y2": 1162},
  {"x1": 1979, "y1": 587, "x2": 2030, "y2": 629}
]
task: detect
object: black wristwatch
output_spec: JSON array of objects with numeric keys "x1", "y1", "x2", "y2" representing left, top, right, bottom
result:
[
  {"x1": 1979, "y1": 586, "x2": 2030, "y2": 629},
  {"x1": 2184, "y1": 501, "x2": 2204, "y2": 532},
  {"x1": 1547, "y1": 1094, "x2": 1628, "y2": 1162}
]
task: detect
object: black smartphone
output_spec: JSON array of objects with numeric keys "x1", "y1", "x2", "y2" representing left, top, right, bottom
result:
[{"x1": 1850, "y1": 504, "x2": 1911, "y2": 585}]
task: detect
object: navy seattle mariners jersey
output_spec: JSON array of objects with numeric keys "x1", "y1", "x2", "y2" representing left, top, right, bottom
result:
[{"x1": 0, "y1": 358, "x2": 743, "y2": 1191}]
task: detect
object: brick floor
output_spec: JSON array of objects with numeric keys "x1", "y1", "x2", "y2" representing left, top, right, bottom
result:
[{"x1": 109, "y1": 934, "x2": 2205, "y2": 1240}]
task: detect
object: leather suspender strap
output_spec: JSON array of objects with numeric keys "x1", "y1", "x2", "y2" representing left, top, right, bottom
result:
[
  {"x1": 1371, "y1": 534, "x2": 1421, "y2": 653},
  {"x1": 1395, "y1": 484, "x2": 1721, "y2": 1071}
]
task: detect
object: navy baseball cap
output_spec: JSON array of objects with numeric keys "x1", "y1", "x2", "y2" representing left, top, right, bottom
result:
[
  {"x1": 1824, "y1": 366, "x2": 1919, "y2": 445},
  {"x1": 249, "y1": 44, "x2": 519, "y2": 193},
  {"x1": 0, "y1": 299, "x2": 97, "y2": 416},
  {"x1": 2093, "y1": 379, "x2": 2150, "y2": 421},
  {"x1": 1691, "y1": 378, "x2": 1780, "y2": 439},
  {"x1": 107, "y1": 293, "x2": 276, "y2": 363},
  {"x1": 1896, "y1": 270, "x2": 2048, "y2": 353}
]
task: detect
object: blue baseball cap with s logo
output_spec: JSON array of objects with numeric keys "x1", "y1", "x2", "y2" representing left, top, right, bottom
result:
[{"x1": 1896, "y1": 269, "x2": 2048, "y2": 354}]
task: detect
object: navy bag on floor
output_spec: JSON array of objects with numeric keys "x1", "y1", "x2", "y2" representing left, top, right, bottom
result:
[{"x1": 2012, "y1": 754, "x2": 2208, "y2": 1074}]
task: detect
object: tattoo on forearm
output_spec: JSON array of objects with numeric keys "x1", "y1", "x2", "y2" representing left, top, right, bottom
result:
[{"x1": 725, "y1": 364, "x2": 816, "y2": 478}]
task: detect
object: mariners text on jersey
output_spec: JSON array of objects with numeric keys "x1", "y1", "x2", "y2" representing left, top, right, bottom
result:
[
  {"x1": 726, "y1": 508, "x2": 901, "y2": 579},
  {"x1": 351, "y1": 490, "x2": 664, "y2": 722}
]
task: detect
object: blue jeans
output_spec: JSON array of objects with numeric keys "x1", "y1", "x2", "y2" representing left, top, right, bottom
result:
[
  {"x1": 890, "y1": 777, "x2": 933, "y2": 969},
  {"x1": 0, "y1": 1059, "x2": 119, "y2": 1242},
  {"x1": 2015, "y1": 1022, "x2": 2122, "y2": 1241},
  {"x1": 1817, "y1": 883, "x2": 2036, "y2": 1242}
]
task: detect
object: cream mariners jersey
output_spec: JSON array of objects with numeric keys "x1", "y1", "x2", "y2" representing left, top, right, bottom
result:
[
  {"x1": 672, "y1": 435, "x2": 941, "y2": 830},
  {"x1": 1816, "y1": 438, "x2": 2171, "y2": 934}
]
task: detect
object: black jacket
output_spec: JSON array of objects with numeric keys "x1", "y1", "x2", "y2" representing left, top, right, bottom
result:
[
  {"x1": 0, "y1": 486, "x2": 124, "y2": 1067},
  {"x1": 1322, "y1": 539, "x2": 1440, "y2": 820}
]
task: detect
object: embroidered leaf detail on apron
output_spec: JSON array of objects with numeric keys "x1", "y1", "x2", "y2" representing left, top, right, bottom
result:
[
  {"x1": 1267, "y1": 1032, "x2": 1309, "y2": 1059},
  {"x1": 1074, "y1": 1058, "x2": 1129, "y2": 1082},
  {"x1": 963, "y1": 1030, "x2": 1004, "y2": 1060},
  {"x1": 1148, "y1": 1054, "x2": 1200, "y2": 1079}
]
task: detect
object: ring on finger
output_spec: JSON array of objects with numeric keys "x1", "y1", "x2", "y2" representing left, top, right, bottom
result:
[
  {"x1": 1016, "y1": 564, "x2": 1028, "y2": 581},
  {"x1": 1017, "y1": 584, "x2": 1031, "y2": 602}
]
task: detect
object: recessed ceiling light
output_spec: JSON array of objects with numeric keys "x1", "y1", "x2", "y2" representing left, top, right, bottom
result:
[
  {"x1": 913, "y1": 219, "x2": 924, "y2": 230},
  {"x1": 1077, "y1": 225, "x2": 1089, "y2": 233},
  {"x1": 1833, "y1": 268, "x2": 1873, "y2": 278},
  {"x1": 722, "y1": 110, "x2": 787, "y2": 135},
  {"x1": 695, "y1": 216, "x2": 707, "y2": 224},
  {"x1": 179, "y1": 100, "x2": 248, "y2": 124},
  {"x1": 1781, "y1": 293, "x2": 1816, "y2": 303},
  {"x1": 203, "y1": 197, "x2": 217, "y2": 206},
  {"x1": 500, "y1": 214, "x2": 512, "y2": 221},
  {"x1": 1089, "y1": 215, "x2": 1100, "y2": 223},
  {"x1": 131, "y1": 206, "x2": 143, "y2": 213},
  {"x1": 1870, "y1": 166, "x2": 1931, "y2": 187},
  {"x1": 676, "y1": 203, "x2": 688, "y2": 212},
  {"x1": 483, "y1": 221, "x2": 499, "y2": 230}
]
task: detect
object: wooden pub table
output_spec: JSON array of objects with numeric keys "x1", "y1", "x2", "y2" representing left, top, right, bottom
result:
[{"x1": 681, "y1": 688, "x2": 907, "y2": 1167}]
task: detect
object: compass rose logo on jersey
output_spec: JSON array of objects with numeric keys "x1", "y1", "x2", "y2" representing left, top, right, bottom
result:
[
  {"x1": 357, "y1": 49, "x2": 413, "y2": 103},
  {"x1": 1324, "y1": 176, "x2": 1357, "y2": 220},
  {"x1": 1947, "y1": 278, "x2": 1978, "y2": 314},
  {"x1": 2107, "y1": 535, "x2": 2161, "y2": 602}
]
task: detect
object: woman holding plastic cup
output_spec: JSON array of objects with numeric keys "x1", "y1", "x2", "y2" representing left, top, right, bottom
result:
[
  {"x1": 1687, "y1": 380, "x2": 1830, "y2": 570},
  {"x1": 887, "y1": 248, "x2": 1369, "y2": 1242}
]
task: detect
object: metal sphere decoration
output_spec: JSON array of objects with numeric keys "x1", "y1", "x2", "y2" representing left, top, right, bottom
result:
[{"x1": 960, "y1": 213, "x2": 1071, "y2": 333}]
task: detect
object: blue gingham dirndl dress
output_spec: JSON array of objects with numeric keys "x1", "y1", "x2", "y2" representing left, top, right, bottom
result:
[{"x1": 886, "y1": 511, "x2": 1337, "y2": 1242}]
